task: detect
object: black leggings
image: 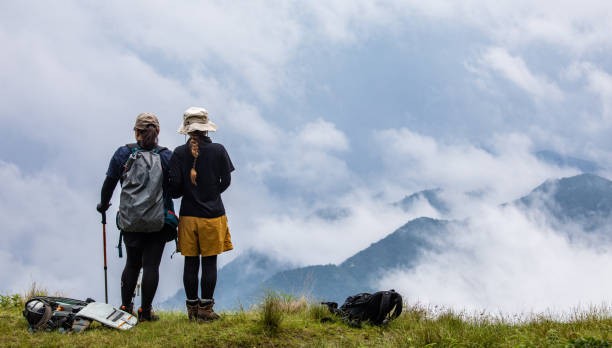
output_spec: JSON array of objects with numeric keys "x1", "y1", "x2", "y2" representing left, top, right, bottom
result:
[
  {"x1": 183, "y1": 255, "x2": 217, "y2": 300},
  {"x1": 121, "y1": 241, "x2": 165, "y2": 309}
]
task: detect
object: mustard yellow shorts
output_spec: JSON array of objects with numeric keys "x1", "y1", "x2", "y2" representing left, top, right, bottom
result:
[{"x1": 178, "y1": 215, "x2": 233, "y2": 257}]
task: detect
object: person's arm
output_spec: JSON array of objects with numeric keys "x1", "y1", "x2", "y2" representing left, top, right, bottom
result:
[
  {"x1": 217, "y1": 145, "x2": 235, "y2": 194},
  {"x1": 168, "y1": 150, "x2": 184, "y2": 199},
  {"x1": 219, "y1": 172, "x2": 231, "y2": 193},
  {"x1": 96, "y1": 147, "x2": 124, "y2": 213},
  {"x1": 97, "y1": 175, "x2": 119, "y2": 212}
]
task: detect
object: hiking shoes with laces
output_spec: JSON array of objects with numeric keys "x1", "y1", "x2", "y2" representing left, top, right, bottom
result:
[
  {"x1": 186, "y1": 300, "x2": 199, "y2": 321},
  {"x1": 197, "y1": 299, "x2": 220, "y2": 321},
  {"x1": 137, "y1": 307, "x2": 159, "y2": 322},
  {"x1": 120, "y1": 304, "x2": 136, "y2": 316}
]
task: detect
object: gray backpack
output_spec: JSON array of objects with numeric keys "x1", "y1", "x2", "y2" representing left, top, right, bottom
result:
[{"x1": 117, "y1": 144, "x2": 165, "y2": 232}]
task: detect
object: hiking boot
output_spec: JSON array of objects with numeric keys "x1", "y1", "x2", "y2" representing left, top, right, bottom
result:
[
  {"x1": 120, "y1": 304, "x2": 135, "y2": 316},
  {"x1": 186, "y1": 300, "x2": 199, "y2": 321},
  {"x1": 197, "y1": 299, "x2": 220, "y2": 321},
  {"x1": 138, "y1": 307, "x2": 159, "y2": 322}
]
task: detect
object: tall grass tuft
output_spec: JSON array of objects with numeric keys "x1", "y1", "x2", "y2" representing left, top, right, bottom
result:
[
  {"x1": 259, "y1": 292, "x2": 284, "y2": 333},
  {"x1": 309, "y1": 303, "x2": 330, "y2": 322},
  {"x1": 23, "y1": 282, "x2": 49, "y2": 300}
]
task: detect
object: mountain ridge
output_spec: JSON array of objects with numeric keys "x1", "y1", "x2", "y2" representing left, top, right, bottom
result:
[{"x1": 161, "y1": 173, "x2": 612, "y2": 310}]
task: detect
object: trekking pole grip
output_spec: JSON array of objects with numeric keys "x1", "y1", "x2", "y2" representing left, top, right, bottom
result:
[{"x1": 101, "y1": 211, "x2": 107, "y2": 225}]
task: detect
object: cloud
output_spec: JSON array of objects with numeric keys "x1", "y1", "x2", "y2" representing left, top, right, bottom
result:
[
  {"x1": 479, "y1": 47, "x2": 563, "y2": 102},
  {"x1": 1, "y1": 1, "x2": 612, "y2": 313},
  {"x1": 91, "y1": 2, "x2": 299, "y2": 101},
  {"x1": 236, "y1": 118, "x2": 353, "y2": 197},
  {"x1": 401, "y1": 1, "x2": 612, "y2": 54},
  {"x1": 243, "y1": 188, "x2": 411, "y2": 266},
  {"x1": 296, "y1": 119, "x2": 349, "y2": 152},
  {"x1": 378, "y1": 204, "x2": 612, "y2": 314},
  {"x1": 373, "y1": 128, "x2": 577, "y2": 210},
  {"x1": 566, "y1": 62, "x2": 612, "y2": 126},
  {"x1": 0, "y1": 162, "x2": 106, "y2": 298}
]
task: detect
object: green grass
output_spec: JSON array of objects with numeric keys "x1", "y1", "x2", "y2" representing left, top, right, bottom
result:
[{"x1": 2, "y1": 293, "x2": 611, "y2": 347}]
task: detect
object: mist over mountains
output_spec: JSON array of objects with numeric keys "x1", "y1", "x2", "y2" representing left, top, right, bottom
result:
[{"x1": 162, "y1": 171, "x2": 612, "y2": 310}]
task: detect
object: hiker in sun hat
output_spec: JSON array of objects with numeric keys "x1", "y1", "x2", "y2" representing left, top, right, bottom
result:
[
  {"x1": 168, "y1": 106, "x2": 235, "y2": 321},
  {"x1": 96, "y1": 112, "x2": 175, "y2": 322}
]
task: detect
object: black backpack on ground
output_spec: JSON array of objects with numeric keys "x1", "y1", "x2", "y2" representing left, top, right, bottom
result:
[
  {"x1": 23, "y1": 296, "x2": 94, "y2": 332},
  {"x1": 322, "y1": 289, "x2": 403, "y2": 327}
]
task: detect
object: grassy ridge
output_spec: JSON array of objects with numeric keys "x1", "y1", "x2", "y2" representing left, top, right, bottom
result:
[{"x1": 2, "y1": 293, "x2": 611, "y2": 347}]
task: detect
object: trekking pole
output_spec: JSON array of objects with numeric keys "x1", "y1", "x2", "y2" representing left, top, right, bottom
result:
[{"x1": 101, "y1": 210, "x2": 109, "y2": 304}]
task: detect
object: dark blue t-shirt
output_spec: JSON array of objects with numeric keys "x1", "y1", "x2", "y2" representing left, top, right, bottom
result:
[{"x1": 106, "y1": 145, "x2": 172, "y2": 181}]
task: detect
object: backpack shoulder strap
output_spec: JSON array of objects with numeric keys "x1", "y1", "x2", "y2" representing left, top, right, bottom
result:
[
  {"x1": 389, "y1": 291, "x2": 403, "y2": 320},
  {"x1": 377, "y1": 290, "x2": 402, "y2": 324},
  {"x1": 127, "y1": 144, "x2": 166, "y2": 154},
  {"x1": 126, "y1": 143, "x2": 140, "y2": 152},
  {"x1": 376, "y1": 291, "x2": 392, "y2": 324}
]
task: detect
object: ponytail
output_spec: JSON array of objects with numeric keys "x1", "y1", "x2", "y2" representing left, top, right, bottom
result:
[{"x1": 137, "y1": 125, "x2": 159, "y2": 150}]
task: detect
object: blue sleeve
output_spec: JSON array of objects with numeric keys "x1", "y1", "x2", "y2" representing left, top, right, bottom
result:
[
  {"x1": 106, "y1": 146, "x2": 131, "y2": 180},
  {"x1": 160, "y1": 147, "x2": 173, "y2": 173}
]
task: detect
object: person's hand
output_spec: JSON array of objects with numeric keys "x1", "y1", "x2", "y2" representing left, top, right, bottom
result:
[{"x1": 96, "y1": 202, "x2": 110, "y2": 213}]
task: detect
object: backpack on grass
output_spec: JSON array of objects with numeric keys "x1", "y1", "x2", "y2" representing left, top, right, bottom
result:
[
  {"x1": 23, "y1": 296, "x2": 137, "y2": 333},
  {"x1": 322, "y1": 290, "x2": 403, "y2": 327},
  {"x1": 23, "y1": 296, "x2": 91, "y2": 332}
]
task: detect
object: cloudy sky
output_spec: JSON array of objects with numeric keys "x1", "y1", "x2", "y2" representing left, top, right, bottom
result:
[{"x1": 2, "y1": 1, "x2": 612, "y2": 313}]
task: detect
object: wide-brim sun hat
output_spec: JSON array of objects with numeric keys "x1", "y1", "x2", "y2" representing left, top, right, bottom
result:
[{"x1": 178, "y1": 106, "x2": 217, "y2": 134}]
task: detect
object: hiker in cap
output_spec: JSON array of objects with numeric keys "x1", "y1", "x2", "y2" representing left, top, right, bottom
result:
[
  {"x1": 168, "y1": 106, "x2": 234, "y2": 321},
  {"x1": 96, "y1": 113, "x2": 174, "y2": 322}
]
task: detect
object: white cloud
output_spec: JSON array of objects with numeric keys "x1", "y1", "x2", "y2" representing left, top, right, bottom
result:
[
  {"x1": 378, "y1": 205, "x2": 612, "y2": 314},
  {"x1": 566, "y1": 62, "x2": 612, "y2": 125},
  {"x1": 480, "y1": 47, "x2": 563, "y2": 101},
  {"x1": 300, "y1": 1, "x2": 403, "y2": 43},
  {"x1": 232, "y1": 118, "x2": 353, "y2": 196},
  {"x1": 296, "y1": 119, "x2": 349, "y2": 152},
  {"x1": 82, "y1": 1, "x2": 304, "y2": 103},
  {"x1": 0, "y1": 162, "x2": 106, "y2": 297},
  {"x1": 245, "y1": 189, "x2": 410, "y2": 266},
  {"x1": 401, "y1": 1, "x2": 612, "y2": 54},
  {"x1": 373, "y1": 128, "x2": 577, "y2": 209}
]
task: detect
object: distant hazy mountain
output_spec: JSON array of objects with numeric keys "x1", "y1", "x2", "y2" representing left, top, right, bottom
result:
[
  {"x1": 161, "y1": 173, "x2": 612, "y2": 310},
  {"x1": 225, "y1": 217, "x2": 450, "y2": 305},
  {"x1": 516, "y1": 173, "x2": 612, "y2": 233},
  {"x1": 160, "y1": 249, "x2": 294, "y2": 310},
  {"x1": 395, "y1": 188, "x2": 450, "y2": 215},
  {"x1": 535, "y1": 150, "x2": 600, "y2": 173}
]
